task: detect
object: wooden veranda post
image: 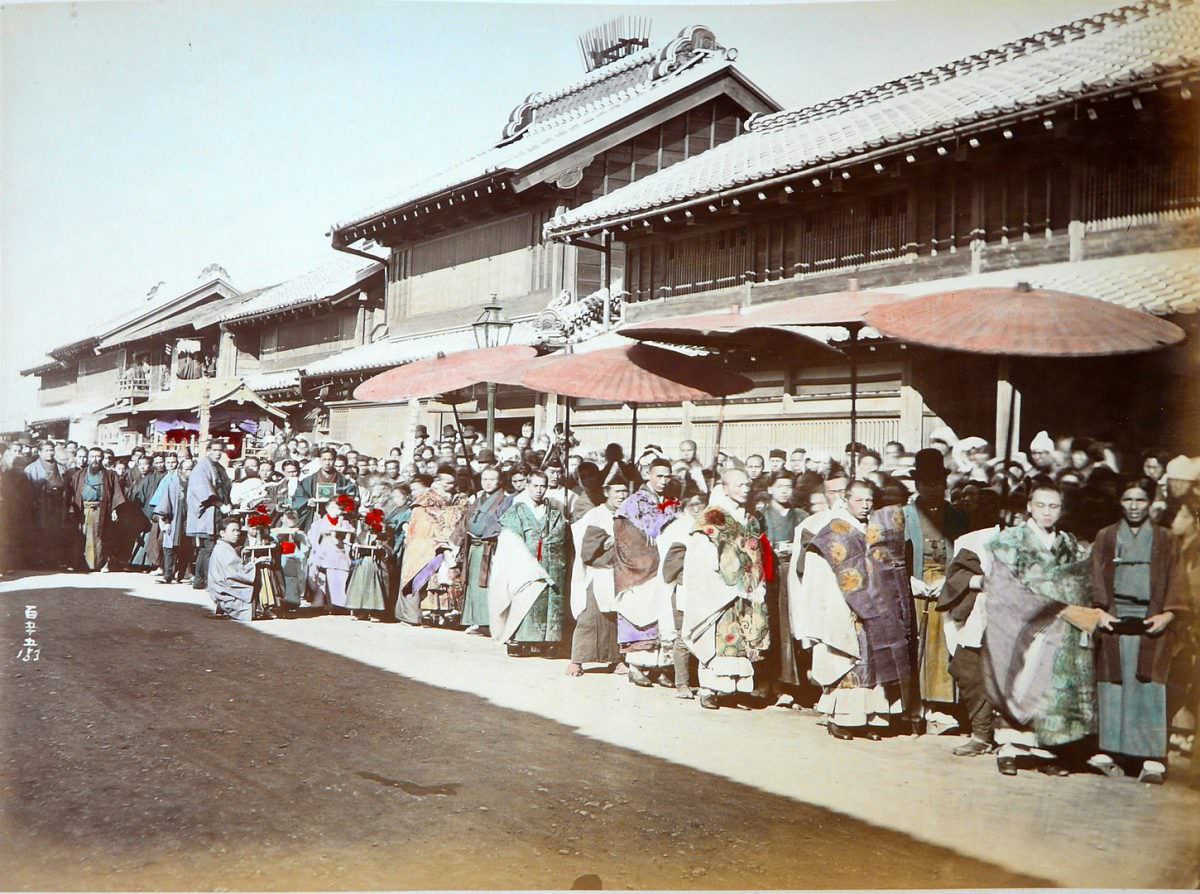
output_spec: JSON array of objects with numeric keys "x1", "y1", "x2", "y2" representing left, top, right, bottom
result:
[{"x1": 199, "y1": 386, "x2": 212, "y2": 445}]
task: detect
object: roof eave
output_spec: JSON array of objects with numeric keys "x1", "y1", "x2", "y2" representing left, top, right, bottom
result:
[
  {"x1": 19, "y1": 360, "x2": 63, "y2": 377},
  {"x1": 222, "y1": 267, "x2": 385, "y2": 327},
  {"x1": 331, "y1": 173, "x2": 512, "y2": 246}
]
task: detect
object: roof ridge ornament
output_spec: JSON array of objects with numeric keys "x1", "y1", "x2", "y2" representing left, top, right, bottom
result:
[
  {"x1": 651, "y1": 25, "x2": 728, "y2": 80},
  {"x1": 578, "y1": 16, "x2": 652, "y2": 73},
  {"x1": 197, "y1": 263, "x2": 230, "y2": 282},
  {"x1": 501, "y1": 91, "x2": 543, "y2": 141}
]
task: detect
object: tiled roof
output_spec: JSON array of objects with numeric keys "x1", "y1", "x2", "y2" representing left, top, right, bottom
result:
[
  {"x1": 48, "y1": 271, "x2": 239, "y2": 357},
  {"x1": 97, "y1": 283, "x2": 247, "y2": 350},
  {"x1": 26, "y1": 397, "x2": 114, "y2": 426},
  {"x1": 882, "y1": 247, "x2": 1200, "y2": 315},
  {"x1": 547, "y1": 0, "x2": 1200, "y2": 234},
  {"x1": 221, "y1": 256, "x2": 383, "y2": 324},
  {"x1": 608, "y1": 249, "x2": 1198, "y2": 355},
  {"x1": 303, "y1": 320, "x2": 540, "y2": 378},
  {"x1": 333, "y1": 26, "x2": 770, "y2": 233},
  {"x1": 243, "y1": 369, "x2": 302, "y2": 393}
]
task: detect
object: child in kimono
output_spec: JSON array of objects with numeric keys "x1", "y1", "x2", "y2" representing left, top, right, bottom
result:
[
  {"x1": 347, "y1": 507, "x2": 392, "y2": 620},
  {"x1": 307, "y1": 494, "x2": 357, "y2": 611},
  {"x1": 274, "y1": 509, "x2": 310, "y2": 611}
]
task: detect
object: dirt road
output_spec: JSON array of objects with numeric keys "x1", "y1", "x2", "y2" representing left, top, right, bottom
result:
[{"x1": 1, "y1": 579, "x2": 1048, "y2": 890}]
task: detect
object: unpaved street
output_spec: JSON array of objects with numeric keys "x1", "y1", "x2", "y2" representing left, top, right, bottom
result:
[{"x1": 2, "y1": 572, "x2": 1197, "y2": 890}]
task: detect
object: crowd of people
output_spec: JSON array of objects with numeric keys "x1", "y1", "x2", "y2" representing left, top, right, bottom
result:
[{"x1": 2, "y1": 421, "x2": 1198, "y2": 784}]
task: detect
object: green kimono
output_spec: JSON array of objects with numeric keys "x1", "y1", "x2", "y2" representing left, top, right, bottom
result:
[
  {"x1": 500, "y1": 498, "x2": 568, "y2": 643},
  {"x1": 988, "y1": 522, "x2": 1096, "y2": 747}
]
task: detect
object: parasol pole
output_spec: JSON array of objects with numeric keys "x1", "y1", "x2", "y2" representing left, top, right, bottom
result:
[
  {"x1": 449, "y1": 401, "x2": 468, "y2": 462},
  {"x1": 710, "y1": 396, "x2": 727, "y2": 482},
  {"x1": 630, "y1": 402, "x2": 638, "y2": 458},
  {"x1": 485, "y1": 381, "x2": 497, "y2": 452},
  {"x1": 848, "y1": 324, "x2": 860, "y2": 479},
  {"x1": 564, "y1": 398, "x2": 572, "y2": 461},
  {"x1": 998, "y1": 357, "x2": 1016, "y2": 529}
]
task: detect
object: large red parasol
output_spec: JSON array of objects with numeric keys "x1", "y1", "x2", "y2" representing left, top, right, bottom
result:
[
  {"x1": 354, "y1": 344, "x2": 543, "y2": 455},
  {"x1": 863, "y1": 284, "x2": 1185, "y2": 356},
  {"x1": 521, "y1": 343, "x2": 755, "y2": 456},
  {"x1": 353, "y1": 344, "x2": 540, "y2": 403},
  {"x1": 522, "y1": 343, "x2": 753, "y2": 403},
  {"x1": 864, "y1": 282, "x2": 1188, "y2": 519},
  {"x1": 620, "y1": 290, "x2": 909, "y2": 475}
]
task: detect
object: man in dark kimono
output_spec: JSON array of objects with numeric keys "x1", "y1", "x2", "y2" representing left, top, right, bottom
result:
[
  {"x1": 129, "y1": 453, "x2": 167, "y2": 571},
  {"x1": 24, "y1": 441, "x2": 72, "y2": 570},
  {"x1": 65, "y1": 447, "x2": 127, "y2": 572},
  {"x1": 291, "y1": 446, "x2": 356, "y2": 531},
  {"x1": 904, "y1": 449, "x2": 970, "y2": 733},
  {"x1": 187, "y1": 440, "x2": 232, "y2": 591},
  {"x1": 1089, "y1": 478, "x2": 1186, "y2": 784},
  {"x1": 760, "y1": 472, "x2": 809, "y2": 706},
  {"x1": 461, "y1": 467, "x2": 514, "y2": 635}
]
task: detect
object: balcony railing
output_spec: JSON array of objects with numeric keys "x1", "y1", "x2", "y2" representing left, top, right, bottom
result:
[{"x1": 117, "y1": 369, "x2": 151, "y2": 399}]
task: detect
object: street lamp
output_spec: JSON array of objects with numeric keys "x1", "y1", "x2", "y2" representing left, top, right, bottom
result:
[{"x1": 472, "y1": 294, "x2": 513, "y2": 449}]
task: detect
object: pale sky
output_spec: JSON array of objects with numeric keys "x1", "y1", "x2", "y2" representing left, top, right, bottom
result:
[{"x1": 0, "y1": 0, "x2": 1112, "y2": 426}]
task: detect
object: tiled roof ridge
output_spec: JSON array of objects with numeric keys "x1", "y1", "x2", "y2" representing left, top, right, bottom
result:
[
  {"x1": 526, "y1": 46, "x2": 657, "y2": 112},
  {"x1": 748, "y1": 0, "x2": 1183, "y2": 133},
  {"x1": 501, "y1": 25, "x2": 734, "y2": 141},
  {"x1": 520, "y1": 50, "x2": 728, "y2": 140},
  {"x1": 334, "y1": 26, "x2": 747, "y2": 233},
  {"x1": 222, "y1": 255, "x2": 382, "y2": 323}
]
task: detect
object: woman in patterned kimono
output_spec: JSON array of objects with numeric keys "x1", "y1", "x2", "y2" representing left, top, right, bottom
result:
[
  {"x1": 498, "y1": 469, "x2": 569, "y2": 656},
  {"x1": 681, "y1": 469, "x2": 773, "y2": 709},
  {"x1": 346, "y1": 507, "x2": 391, "y2": 620},
  {"x1": 245, "y1": 509, "x2": 284, "y2": 620},
  {"x1": 306, "y1": 495, "x2": 356, "y2": 611}
]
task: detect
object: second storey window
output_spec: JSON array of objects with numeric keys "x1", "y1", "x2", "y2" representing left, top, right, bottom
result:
[{"x1": 261, "y1": 312, "x2": 356, "y2": 354}]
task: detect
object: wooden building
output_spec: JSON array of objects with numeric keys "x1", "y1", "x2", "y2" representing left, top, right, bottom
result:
[
  {"x1": 217, "y1": 255, "x2": 386, "y2": 435},
  {"x1": 21, "y1": 267, "x2": 245, "y2": 449},
  {"x1": 320, "y1": 23, "x2": 780, "y2": 452},
  {"x1": 16, "y1": 261, "x2": 358, "y2": 453},
  {"x1": 544, "y1": 0, "x2": 1200, "y2": 458}
]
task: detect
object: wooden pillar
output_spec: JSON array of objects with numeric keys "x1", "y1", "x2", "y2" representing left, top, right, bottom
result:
[
  {"x1": 400, "y1": 397, "x2": 422, "y2": 471},
  {"x1": 995, "y1": 359, "x2": 1022, "y2": 462},
  {"x1": 199, "y1": 386, "x2": 212, "y2": 445},
  {"x1": 544, "y1": 392, "x2": 560, "y2": 434},
  {"x1": 680, "y1": 400, "x2": 694, "y2": 440},
  {"x1": 899, "y1": 358, "x2": 925, "y2": 451},
  {"x1": 355, "y1": 300, "x2": 368, "y2": 346}
]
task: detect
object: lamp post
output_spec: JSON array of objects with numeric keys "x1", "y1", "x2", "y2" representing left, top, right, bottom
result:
[{"x1": 472, "y1": 294, "x2": 513, "y2": 449}]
